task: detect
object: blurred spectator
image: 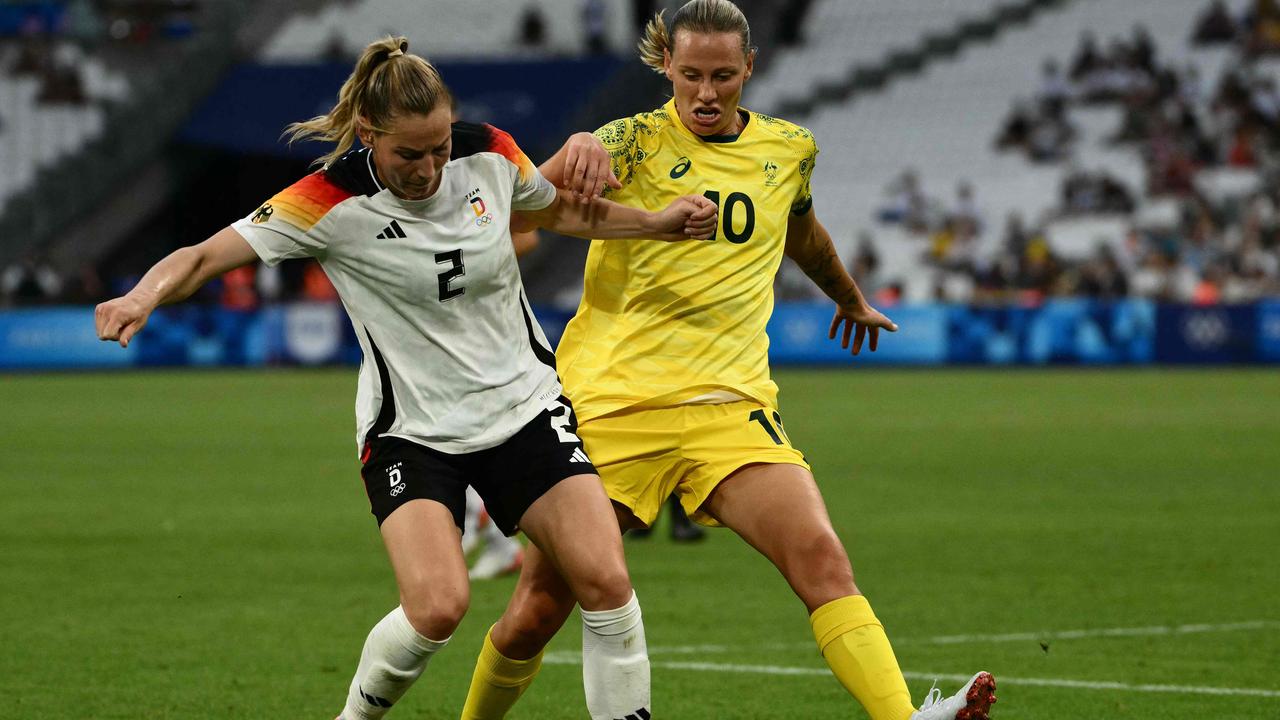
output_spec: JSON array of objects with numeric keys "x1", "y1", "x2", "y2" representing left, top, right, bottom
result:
[
  {"x1": 1130, "y1": 24, "x2": 1157, "y2": 76},
  {"x1": 1037, "y1": 58, "x2": 1072, "y2": 105},
  {"x1": 581, "y1": 0, "x2": 607, "y2": 55},
  {"x1": 995, "y1": 99, "x2": 1034, "y2": 150},
  {"x1": 777, "y1": 0, "x2": 814, "y2": 46},
  {"x1": 1077, "y1": 244, "x2": 1130, "y2": 299},
  {"x1": 1, "y1": 254, "x2": 63, "y2": 306},
  {"x1": 302, "y1": 261, "x2": 339, "y2": 302},
  {"x1": 1194, "y1": 0, "x2": 1239, "y2": 44},
  {"x1": 950, "y1": 180, "x2": 983, "y2": 236},
  {"x1": 1069, "y1": 31, "x2": 1102, "y2": 81},
  {"x1": 877, "y1": 169, "x2": 932, "y2": 229},
  {"x1": 1061, "y1": 168, "x2": 1136, "y2": 215},
  {"x1": 519, "y1": 5, "x2": 548, "y2": 49},
  {"x1": 220, "y1": 266, "x2": 258, "y2": 311},
  {"x1": 1244, "y1": 0, "x2": 1280, "y2": 55},
  {"x1": 846, "y1": 232, "x2": 880, "y2": 290},
  {"x1": 323, "y1": 30, "x2": 349, "y2": 62}
]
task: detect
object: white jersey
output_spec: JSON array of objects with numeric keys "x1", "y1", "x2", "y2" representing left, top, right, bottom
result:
[{"x1": 233, "y1": 122, "x2": 561, "y2": 454}]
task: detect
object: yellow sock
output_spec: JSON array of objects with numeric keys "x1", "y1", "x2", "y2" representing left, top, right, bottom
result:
[
  {"x1": 459, "y1": 628, "x2": 544, "y2": 720},
  {"x1": 810, "y1": 595, "x2": 915, "y2": 720}
]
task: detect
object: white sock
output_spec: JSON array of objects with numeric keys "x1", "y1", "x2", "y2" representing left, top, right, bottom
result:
[
  {"x1": 340, "y1": 606, "x2": 449, "y2": 720},
  {"x1": 581, "y1": 591, "x2": 650, "y2": 720}
]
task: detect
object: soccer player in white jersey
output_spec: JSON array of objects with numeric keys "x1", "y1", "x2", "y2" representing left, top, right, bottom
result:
[{"x1": 95, "y1": 36, "x2": 716, "y2": 720}]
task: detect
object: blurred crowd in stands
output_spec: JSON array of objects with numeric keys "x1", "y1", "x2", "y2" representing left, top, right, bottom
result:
[
  {"x1": 0, "y1": 0, "x2": 198, "y2": 106},
  {"x1": 840, "y1": 0, "x2": 1280, "y2": 307},
  {"x1": 6, "y1": 0, "x2": 1280, "y2": 310}
]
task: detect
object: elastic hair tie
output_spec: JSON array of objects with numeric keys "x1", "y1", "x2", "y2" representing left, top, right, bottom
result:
[{"x1": 388, "y1": 48, "x2": 404, "y2": 58}]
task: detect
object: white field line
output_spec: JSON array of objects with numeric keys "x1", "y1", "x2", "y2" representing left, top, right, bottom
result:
[
  {"x1": 541, "y1": 656, "x2": 1280, "y2": 699},
  {"x1": 627, "y1": 619, "x2": 1280, "y2": 656},
  {"x1": 540, "y1": 620, "x2": 1280, "y2": 699}
]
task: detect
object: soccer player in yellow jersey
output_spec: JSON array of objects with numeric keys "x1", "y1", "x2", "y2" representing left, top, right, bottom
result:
[{"x1": 461, "y1": 2, "x2": 997, "y2": 719}]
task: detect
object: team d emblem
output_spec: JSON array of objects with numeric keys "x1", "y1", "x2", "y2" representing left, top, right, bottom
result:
[{"x1": 468, "y1": 193, "x2": 494, "y2": 227}]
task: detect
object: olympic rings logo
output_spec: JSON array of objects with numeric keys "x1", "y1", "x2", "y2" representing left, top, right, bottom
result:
[{"x1": 475, "y1": 213, "x2": 494, "y2": 227}]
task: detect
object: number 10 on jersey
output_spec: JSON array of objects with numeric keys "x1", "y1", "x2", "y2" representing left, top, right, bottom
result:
[{"x1": 701, "y1": 190, "x2": 755, "y2": 244}]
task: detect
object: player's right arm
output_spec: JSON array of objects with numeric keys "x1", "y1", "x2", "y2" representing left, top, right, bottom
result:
[
  {"x1": 95, "y1": 226, "x2": 258, "y2": 347},
  {"x1": 537, "y1": 132, "x2": 621, "y2": 204},
  {"x1": 510, "y1": 132, "x2": 619, "y2": 235}
]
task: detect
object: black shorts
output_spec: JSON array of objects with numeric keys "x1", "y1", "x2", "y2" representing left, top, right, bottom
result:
[{"x1": 359, "y1": 396, "x2": 598, "y2": 535}]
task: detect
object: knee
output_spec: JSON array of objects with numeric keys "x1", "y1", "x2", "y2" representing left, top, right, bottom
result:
[
  {"x1": 785, "y1": 530, "x2": 857, "y2": 606},
  {"x1": 497, "y1": 588, "x2": 576, "y2": 658},
  {"x1": 571, "y1": 563, "x2": 633, "y2": 611},
  {"x1": 401, "y1": 585, "x2": 470, "y2": 639}
]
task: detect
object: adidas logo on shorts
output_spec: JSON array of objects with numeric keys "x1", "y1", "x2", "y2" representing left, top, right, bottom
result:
[{"x1": 569, "y1": 447, "x2": 591, "y2": 464}]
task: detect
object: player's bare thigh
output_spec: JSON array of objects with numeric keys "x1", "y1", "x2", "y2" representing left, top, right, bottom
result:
[
  {"x1": 491, "y1": 486, "x2": 643, "y2": 658},
  {"x1": 380, "y1": 498, "x2": 471, "y2": 638},
  {"x1": 700, "y1": 462, "x2": 860, "y2": 611}
]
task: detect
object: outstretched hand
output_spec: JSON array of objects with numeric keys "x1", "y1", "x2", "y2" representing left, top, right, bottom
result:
[
  {"x1": 95, "y1": 295, "x2": 152, "y2": 348},
  {"x1": 562, "y1": 132, "x2": 621, "y2": 204},
  {"x1": 651, "y1": 195, "x2": 718, "y2": 241},
  {"x1": 829, "y1": 303, "x2": 898, "y2": 356}
]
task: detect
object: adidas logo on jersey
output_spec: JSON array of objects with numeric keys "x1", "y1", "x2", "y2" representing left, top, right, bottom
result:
[
  {"x1": 376, "y1": 220, "x2": 407, "y2": 239},
  {"x1": 569, "y1": 447, "x2": 591, "y2": 464}
]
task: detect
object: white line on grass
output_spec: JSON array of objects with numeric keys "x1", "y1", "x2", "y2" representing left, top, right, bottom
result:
[
  {"x1": 636, "y1": 619, "x2": 1280, "y2": 655},
  {"x1": 542, "y1": 655, "x2": 1280, "y2": 698}
]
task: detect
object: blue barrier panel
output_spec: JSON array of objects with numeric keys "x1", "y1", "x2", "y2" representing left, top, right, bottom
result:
[
  {"x1": 0, "y1": 307, "x2": 134, "y2": 369},
  {"x1": 2, "y1": 301, "x2": 1273, "y2": 370},
  {"x1": 1154, "y1": 304, "x2": 1257, "y2": 363},
  {"x1": 947, "y1": 299, "x2": 1155, "y2": 364},
  {"x1": 129, "y1": 305, "x2": 268, "y2": 367},
  {"x1": 766, "y1": 303, "x2": 949, "y2": 364},
  {"x1": 1259, "y1": 301, "x2": 1280, "y2": 362}
]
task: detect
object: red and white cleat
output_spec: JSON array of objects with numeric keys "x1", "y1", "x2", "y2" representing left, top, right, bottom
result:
[
  {"x1": 468, "y1": 542, "x2": 524, "y2": 580},
  {"x1": 911, "y1": 672, "x2": 997, "y2": 720}
]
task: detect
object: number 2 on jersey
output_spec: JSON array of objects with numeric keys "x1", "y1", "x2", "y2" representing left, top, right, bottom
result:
[
  {"x1": 435, "y1": 250, "x2": 465, "y2": 302},
  {"x1": 701, "y1": 190, "x2": 755, "y2": 244}
]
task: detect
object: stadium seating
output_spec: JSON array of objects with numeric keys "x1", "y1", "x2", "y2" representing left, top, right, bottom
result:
[
  {"x1": 0, "y1": 55, "x2": 126, "y2": 212},
  {"x1": 746, "y1": 0, "x2": 1252, "y2": 299},
  {"x1": 261, "y1": 0, "x2": 635, "y2": 61},
  {"x1": 748, "y1": 0, "x2": 1009, "y2": 114}
]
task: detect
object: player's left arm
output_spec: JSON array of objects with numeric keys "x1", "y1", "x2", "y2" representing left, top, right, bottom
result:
[
  {"x1": 518, "y1": 189, "x2": 716, "y2": 242},
  {"x1": 784, "y1": 208, "x2": 898, "y2": 354}
]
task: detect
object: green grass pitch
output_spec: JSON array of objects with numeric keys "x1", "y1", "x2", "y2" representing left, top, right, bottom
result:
[{"x1": 2, "y1": 368, "x2": 1277, "y2": 719}]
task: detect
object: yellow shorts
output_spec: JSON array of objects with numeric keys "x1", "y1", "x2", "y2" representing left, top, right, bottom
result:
[{"x1": 576, "y1": 400, "x2": 810, "y2": 527}]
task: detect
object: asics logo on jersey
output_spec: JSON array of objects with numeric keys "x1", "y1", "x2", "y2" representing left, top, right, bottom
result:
[
  {"x1": 376, "y1": 220, "x2": 407, "y2": 240},
  {"x1": 669, "y1": 157, "x2": 692, "y2": 179},
  {"x1": 251, "y1": 203, "x2": 273, "y2": 224}
]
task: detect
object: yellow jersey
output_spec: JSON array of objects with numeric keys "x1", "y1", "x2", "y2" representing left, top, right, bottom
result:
[{"x1": 556, "y1": 98, "x2": 818, "y2": 421}]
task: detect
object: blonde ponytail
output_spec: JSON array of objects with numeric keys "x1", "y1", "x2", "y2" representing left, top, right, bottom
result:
[
  {"x1": 636, "y1": 0, "x2": 751, "y2": 75},
  {"x1": 637, "y1": 10, "x2": 671, "y2": 74},
  {"x1": 285, "y1": 36, "x2": 450, "y2": 167}
]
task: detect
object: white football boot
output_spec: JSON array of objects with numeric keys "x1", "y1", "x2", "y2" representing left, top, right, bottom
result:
[
  {"x1": 468, "y1": 534, "x2": 524, "y2": 580},
  {"x1": 910, "y1": 672, "x2": 997, "y2": 720}
]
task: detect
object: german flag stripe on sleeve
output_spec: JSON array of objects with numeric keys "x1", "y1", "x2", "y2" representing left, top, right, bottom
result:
[
  {"x1": 267, "y1": 172, "x2": 354, "y2": 232},
  {"x1": 483, "y1": 124, "x2": 538, "y2": 183}
]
